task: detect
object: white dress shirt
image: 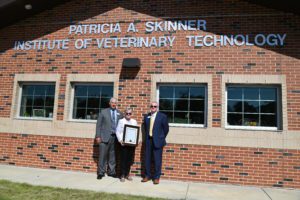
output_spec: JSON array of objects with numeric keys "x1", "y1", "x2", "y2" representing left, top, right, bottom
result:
[{"x1": 116, "y1": 118, "x2": 138, "y2": 143}]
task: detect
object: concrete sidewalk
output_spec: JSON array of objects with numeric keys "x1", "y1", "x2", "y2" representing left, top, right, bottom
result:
[{"x1": 0, "y1": 165, "x2": 299, "y2": 200}]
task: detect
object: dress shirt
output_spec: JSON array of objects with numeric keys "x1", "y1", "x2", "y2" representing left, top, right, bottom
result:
[{"x1": 116, "y1": 118, "x2": 138, "y2": 143}]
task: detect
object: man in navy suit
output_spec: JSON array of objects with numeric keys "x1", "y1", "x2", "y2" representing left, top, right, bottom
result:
[{"x1": 142, "y1": 101, "x2": 169, "y2": 185}]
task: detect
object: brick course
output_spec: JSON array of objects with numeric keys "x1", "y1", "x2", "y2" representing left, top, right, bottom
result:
[{"x1": 0, "y1": 133, "x2": 299, "y2": 188}]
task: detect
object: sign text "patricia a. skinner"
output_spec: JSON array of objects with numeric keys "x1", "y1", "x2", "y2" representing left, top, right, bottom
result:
[{"x1": 13, "y1": 20, "x2": 286, "y2": 50}]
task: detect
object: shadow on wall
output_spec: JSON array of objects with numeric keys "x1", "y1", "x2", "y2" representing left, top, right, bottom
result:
[{"x1": 0, "y1": 0, "x2": 299, "y2": 59}]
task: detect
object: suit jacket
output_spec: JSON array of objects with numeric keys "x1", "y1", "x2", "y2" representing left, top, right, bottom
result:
[
  {"x1": 95, "y1": 108, "x2": 123, "y2": 143},
  {"x1": 144, "y1": 111, "x2": 169, "y2": 148}
]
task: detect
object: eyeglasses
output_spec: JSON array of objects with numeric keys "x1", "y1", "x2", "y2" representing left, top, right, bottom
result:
[
  {"x1": 150, "y1": 105, "x2": 157, "y2": 108},
  {"x1": 125, "y1": 112, "x2": 132, "y2": 115}
]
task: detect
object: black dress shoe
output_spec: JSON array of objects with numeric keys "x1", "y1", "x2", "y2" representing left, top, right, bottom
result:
[
  {"x1": 107, "y1": 174, "x2": 117, "y2": 178},
  {"x1": 97, "y1": 174, "x2": 104, "y2": 179}
]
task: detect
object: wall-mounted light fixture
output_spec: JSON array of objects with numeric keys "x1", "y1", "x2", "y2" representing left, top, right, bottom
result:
[{"x1": 122, "y1": 58, "x2": 141, "y2": 68}]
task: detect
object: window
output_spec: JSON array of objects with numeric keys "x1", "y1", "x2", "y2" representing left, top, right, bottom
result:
[
  {"x1": 226, "y1": 85, "x2": 281, "y2": 129},
  {"x1": 158, "y1": 85, "x2": 206, "y2": 126},
  {"x1": 72, "y1": 84, "x2": 113, "y2": 120},
  {"x1": 19, "y1": 84, "x2": 55, "y2": 118}
]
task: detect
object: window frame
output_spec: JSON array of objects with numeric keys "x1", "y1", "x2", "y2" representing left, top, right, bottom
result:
[
  {"x1": 17, "y1": 82, "x2": 56, "y2": 121},
  {"x1": 157, "y1": 84, "x2": 207, "y2": 128},
  {"x1": 69, "y1": 82, "x2": 114, "y2": 122},
  {"x1": 225, "y1": 84, "x2": 282, "y2": 131}
]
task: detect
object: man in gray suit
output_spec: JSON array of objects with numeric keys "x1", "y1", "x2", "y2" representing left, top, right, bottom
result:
[{"x1": 95, "y1": 97, "x2": 123, "y2": 179}]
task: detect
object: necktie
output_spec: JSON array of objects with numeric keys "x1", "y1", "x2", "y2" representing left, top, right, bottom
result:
[
  {"x1": 149, "y1": 115, "x2": 154, "y2": 137},
  {"x1": 112, "y1": 110, "x2": 116, "y2": 131}
]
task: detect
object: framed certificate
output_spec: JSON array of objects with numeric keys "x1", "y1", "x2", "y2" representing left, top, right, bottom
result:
[{"x1": 122, "y1": 124, "x2": 139, "y2": 146}]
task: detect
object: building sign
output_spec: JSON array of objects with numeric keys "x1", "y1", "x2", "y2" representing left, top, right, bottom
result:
[{"x1": 13, "y1": 20, "x2": 286, "y2": 50}]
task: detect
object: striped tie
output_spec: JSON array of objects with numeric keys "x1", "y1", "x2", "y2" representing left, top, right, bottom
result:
[{"x1": 111, "y1": 110, "x2": 116, "y2": 132}]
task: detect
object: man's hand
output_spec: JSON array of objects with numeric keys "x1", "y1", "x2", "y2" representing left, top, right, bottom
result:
[{"x1": 95, "y1": 137, "x2": 101, "y2": 144}]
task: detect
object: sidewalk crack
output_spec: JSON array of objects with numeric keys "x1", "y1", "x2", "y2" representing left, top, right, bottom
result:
[
  {"x1": 261, "y1": 188, "x2": 272, "y2": 200},
  {"x1": 184, "y1": 183, "x2": 190, "y2": 200}
]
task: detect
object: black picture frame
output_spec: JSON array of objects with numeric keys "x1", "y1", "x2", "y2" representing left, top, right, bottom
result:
[{"x1": 122, "y1": 124, "x2": 140, "y2": 146}]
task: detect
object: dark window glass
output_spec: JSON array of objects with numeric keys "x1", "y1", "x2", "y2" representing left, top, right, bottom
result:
[
  {"x1": 20, "y1": 84, "x2": 55, "y2": 118},
  {"x1": 261, "y1": 114, "x2": 276, "y2": 127},
  {"x1": 190, "y1": 112, "x2": 204, "y2": 124},
  {"x1": 227, "y1": 86, "x2": 279, "y2": 128},
  {"x1": 74, "y1": 97, "x2": 87, "y2": 108},
  {"x1": 102, "y1": 86, "x2": 113, "y2": 97},
  {"x1": 244, "y1": 101, "x2": 259, "y2": 113},
  {"x1": 88, "y1": 86, "x2": 101, "y2": 97},
  {"x1": 22, "y1": 85, "x2": 34, "y2": 96},
  {"x1": 227, "y1": 114, "x2": 243, "y2": 125},
  {"x1": 21, "y1": 96, "x2": 33, "y2": 107},
  {"x1": 45, "y1": 107, "x2": 54, "y2": 118},
  {"x1": 75, "y1": 85, "x2": 88, "y2": 97},
  {"x1": 20, "y1": 106, "x2": 33, "y2": 117},
  {"x1": 159, "y1": 85, "x2": 206, "y2": 125},
  {"x1": 261, "y1": 88, "x2": 276, "y2": 100},
  {"x1": 174, "y1": 112, "x2": 188, "y2": 123},
  {"x1": 261, "y1": 101, "x2": 276, "y2": 113},
  {"x1": 175, "y1": 87, "x2": 188, "y2": 98},
  {"x1": 190, "y1": 87, "x2": 205, "y2": 99},
  {"x1": 228, "y1": 87, "x2": 242, "y2": 99},
  {"x1": 163, "y1": 112, "x2": 174, "y2": 123},
  {"x1": 45, "y1": 96, "x2": 54, "y2": 107},
  {"x1": 174, "y1": 99, "x2": 188, "y2": 111},
  {"x1": 159, "y1": 99, "x2": 173, "y2": 110},
  {"x1": 33, "y1": 96, "x2": 44, "y2": 107},
  {"x1": 244, "y1": 88, "x2": 259, "y2": 100},
  {"x1": 100, "y1": 98, "x2": 110, "y2": 109},
  {"x1": 159, "y1": 86, "x2": 173, "y2": 98},
  {"x1": 73, "y1": 108, "x2": 86, "y2": 119},
  {"x1": 227, "y1": 100, "x2": 242, "y2": 112},
  {"x1": 73, "y1": 84, "x2": 113, "y2": 120},
  {"x1": 190, "y1": 100, "x2": 204, "y2": 111},
  {"x1": 87, "y1": 98, "x2": 100, "y2": 108},
  {"x1": 34, "y1": 85, "x2": 46, "y2": 95},
  {"x1": 45, "y1": 85, "x2": 55, "y2": 95}
]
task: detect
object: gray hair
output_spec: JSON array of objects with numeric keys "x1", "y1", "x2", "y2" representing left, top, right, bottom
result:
[
  {"x1": 110, "y1": 97, "x2": 117, "y2": 103},
  {"x1": 150, "y1": 101, "x2": 158, "y2": 105},
  {"x1": 125, "y1": 107, "x2": 133, "y2": 113}
]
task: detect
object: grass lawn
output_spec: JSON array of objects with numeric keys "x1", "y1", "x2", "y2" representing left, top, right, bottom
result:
[{"x1": 0, "y1": 180, "x2": 165, "y2": 200}]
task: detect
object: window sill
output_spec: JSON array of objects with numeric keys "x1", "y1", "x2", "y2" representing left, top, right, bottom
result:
[
  {"x1": 169, "y1": 123, "x2": 205, "y2": 128},
  {"x1": 67, "y1": 119, "x2": 97, "y2": 124},
  {"x1": 225, "y1": 125, "x2": 282, "y2": 132},
  {"x1": 15, "y1": 117, "x2": 53, "y2": 121}
]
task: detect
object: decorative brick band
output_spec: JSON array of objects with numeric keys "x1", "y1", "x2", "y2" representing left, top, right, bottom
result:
[{"x1": 0, "y1": 132, "x2": 299, "y2": 189}]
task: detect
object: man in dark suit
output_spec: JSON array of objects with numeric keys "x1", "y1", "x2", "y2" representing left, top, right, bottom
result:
[
  {"x1": 95, "y1": 97, "x2": 123, "y2": 179},
  {"x1": 142, "y1": 101, "x2": 169, "y2": 185}
]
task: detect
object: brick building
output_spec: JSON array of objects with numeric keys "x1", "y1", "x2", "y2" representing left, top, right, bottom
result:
[{"x1": 0, "y1": 0, "x2": 299, "y2": 188}]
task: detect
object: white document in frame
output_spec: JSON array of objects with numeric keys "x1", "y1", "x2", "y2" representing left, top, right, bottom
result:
[{"x1": 125, "y1": 127, "x2": 137, "y2": 144}]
